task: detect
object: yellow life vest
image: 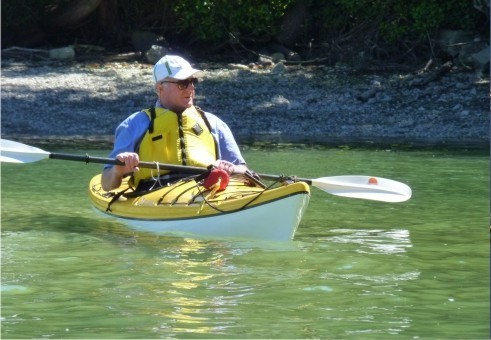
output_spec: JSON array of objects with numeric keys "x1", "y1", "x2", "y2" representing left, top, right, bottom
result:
[{"x1": 131, "y1": 106, "x2": 218, "y2": 187}]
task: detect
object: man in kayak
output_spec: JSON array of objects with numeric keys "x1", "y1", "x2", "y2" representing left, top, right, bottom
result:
[{"x1": 101, "y1": 55, "x2": 249, "y2": 191}]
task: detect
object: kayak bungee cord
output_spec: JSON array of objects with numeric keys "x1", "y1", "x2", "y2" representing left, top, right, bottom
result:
[
  {"x1": 105, "y1": 170, "x2": 278, "y2": 214},
  {"x1": 105, "y1": 187, "x2": 132, "y2": 212},
  {"x1": 149, "y1": 161, "x2": 164, "y2": 190},
  {"x1": 194, "y1": 175, "x2": 283, "y2": 214},
  {"x1": 105, "y1": 173, "x2": 200, "y2": 211}
]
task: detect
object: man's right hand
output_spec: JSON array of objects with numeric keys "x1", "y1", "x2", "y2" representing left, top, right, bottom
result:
[
  {"x1": 115, "y1": 152, "x2": 140, "y2": 176},
  {"x1": 101, "y1": 152, "x2": 140, "y2": 191}
]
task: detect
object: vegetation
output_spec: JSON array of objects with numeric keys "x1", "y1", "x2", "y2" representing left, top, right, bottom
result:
[{"x1": 2, "y1": 0, "x2": 488, "y2": 65}]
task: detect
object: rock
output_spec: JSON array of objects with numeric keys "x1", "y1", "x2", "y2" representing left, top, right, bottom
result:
[
  {"x1": 271, "y1": 62, "x2": 286, "y2": 74},
  {"x1": 286, "y1": 51, "x2": 302, "y2": 62},
  {"x1": 356, "y1": 89, "x2": 377, "y2": 102},
  {"x1": 145, "y1": 45, "x2": 170, "y2": 64},
  {"x1": 271, "y1": 95, "x2": 289, "y2": 107},
  {"x1": 471, "y1": 46, "x2": 490, "y2": 77},
  {"x1": 438, "y1": 29, "x2": 474, "y2": 57},
  {"x1": 438, "y1": 29, "x2": 488, "y2": 74},
  {"x1": 132, "y1": 31, "x2": 160, "y2": 52},
  {"x1": 257, "y1": 56, "x2": 274, "y2": 68},
  {"x1": 132, "y1": 31, "x2": 170, "y2": 63},
  {"x1": 270, "y1": 52, "x2": 286, "y2": 63},
  {"x1": 49, "y1": 46, "x2": 75, "y2": 59}
]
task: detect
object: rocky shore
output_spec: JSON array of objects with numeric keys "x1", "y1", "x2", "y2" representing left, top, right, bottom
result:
[{"x1": 1, "y1": 59, "x2": 489, "y2": 149}]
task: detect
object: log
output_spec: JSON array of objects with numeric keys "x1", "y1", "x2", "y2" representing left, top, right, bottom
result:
[{"x1": 408, "y1": 61, "x2": 453, "y2": 87}]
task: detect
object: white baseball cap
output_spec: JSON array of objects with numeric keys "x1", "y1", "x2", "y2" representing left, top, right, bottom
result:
[{"x1": 153, "y1": 55, "x2": 203, "y2": 83}]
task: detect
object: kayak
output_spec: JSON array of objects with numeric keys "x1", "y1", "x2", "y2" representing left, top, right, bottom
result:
[{"x1": 88, "y1": 173, "x2": 310, "y2": 241}]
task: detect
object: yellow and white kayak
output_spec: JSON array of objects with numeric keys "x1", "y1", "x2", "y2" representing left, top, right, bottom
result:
[{"x1": 88, "y1": 174, "x2": 310, "y2": 241}]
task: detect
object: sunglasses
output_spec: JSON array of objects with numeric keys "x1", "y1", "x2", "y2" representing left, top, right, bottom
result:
[{"x1": 161, "y1": 78, "x2": 198, "y2": 90}]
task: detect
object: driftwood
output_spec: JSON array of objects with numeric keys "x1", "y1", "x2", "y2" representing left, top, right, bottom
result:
[
  {"x1": 1, "y1": 47, "x2": 50, "y2": 61},
  {"x1": 229, "y1": 32, "x2": 331, "y2": 66},
  {"x1": 1, "y1": 45, "x2": 141, "y2": 63},
  {"x1": 407, "y1": 61, "x2": 454, "y2": 87},
  {"x1": 75, "y1": 52, "x2": 142, "y2": 62}
]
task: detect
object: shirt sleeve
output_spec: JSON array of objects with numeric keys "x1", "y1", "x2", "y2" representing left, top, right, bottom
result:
[
  {"x1": 104, "y1": 111, "x2": 149, "y2": 169},
  {"x1": 205, "y1": 112, "x2": 246, "y2": 165}
]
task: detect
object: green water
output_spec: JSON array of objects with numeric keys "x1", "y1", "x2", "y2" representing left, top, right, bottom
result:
[{"x1": 1, "y1": 146, "x2": 489, "y2": 339}]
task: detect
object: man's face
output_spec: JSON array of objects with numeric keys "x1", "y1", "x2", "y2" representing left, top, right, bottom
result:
[{"x1": 158, "y1": 78, "x2": 198, "y2": 113}]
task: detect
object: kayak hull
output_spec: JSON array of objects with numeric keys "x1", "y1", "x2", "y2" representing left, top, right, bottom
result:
[{"x1": 89, "y1": 174, "x2": 310, "y2": 241}]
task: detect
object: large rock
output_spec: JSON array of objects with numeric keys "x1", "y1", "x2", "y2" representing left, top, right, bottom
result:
[
  {"x1": 438, "y1": 30, "x2": 475, "y2": 57},
  {"x1": 131, "y1": 31, "x2": 170, "y2": 64},
  {"x1": 131, "y1": 31, "x2": 160, "y2": 52},
  {"x1": 438, "y1": 29, "x2": 489, "y2": 75},
  {"x1": 471, "y1": 46, "x2": 490, "y2": 77}
]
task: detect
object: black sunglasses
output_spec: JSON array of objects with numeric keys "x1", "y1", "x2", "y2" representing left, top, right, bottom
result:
[{"x1": 161, "y1": 78, "x2": 198, "y2": 90}]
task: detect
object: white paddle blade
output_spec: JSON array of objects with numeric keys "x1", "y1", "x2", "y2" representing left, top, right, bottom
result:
[
  {"x1": 0, "y1": 139, "x2": 50, "y2": 163},
  {"x1": 311, "y1": 175, "x2": 412, "y2": 202}
]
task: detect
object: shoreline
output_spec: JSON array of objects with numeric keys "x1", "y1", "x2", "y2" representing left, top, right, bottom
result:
[
  {"x1": 1, "y1": 60, "x2": 489, "y2": 150},
  {"x1": 3, "y1": 134, "x2": 487, "y2": 151}
]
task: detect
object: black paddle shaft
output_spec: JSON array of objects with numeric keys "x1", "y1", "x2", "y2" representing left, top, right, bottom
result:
[
  {"x1": 48, "y1": 152, "x2": 208, "y2": 173},
  {"x1": 48, "y1": 152, "x2": 312, "y2": 184}
]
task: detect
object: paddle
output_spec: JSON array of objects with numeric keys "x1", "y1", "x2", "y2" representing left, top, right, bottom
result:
[
  {"x1": 0, "y1": 139, "x2": 206, "y2": 174},
  {"x1": 0, "y1": 139, "x2": 411, "y2": 202}
]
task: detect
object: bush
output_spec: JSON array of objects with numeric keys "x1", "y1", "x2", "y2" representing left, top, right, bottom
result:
[
  {"x1": 307, "y1": 0, "x2": 484, "y2": 41},
  {"x1": 172, "y1": 0, "x2": 295, "y2": 42},
  {"x1": 2, "y1": 0, "x2": 488, "y2": 64}
]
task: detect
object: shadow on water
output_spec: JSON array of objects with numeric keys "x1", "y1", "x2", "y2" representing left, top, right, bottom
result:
[
  {"x1": 2, "y1": 213, "x2": 141, "y2": 242},
  {"x1": 2, "y1": 210, "x2": 303, "y2": 254}
]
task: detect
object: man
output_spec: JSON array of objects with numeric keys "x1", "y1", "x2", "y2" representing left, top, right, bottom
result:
[{"x1": 101, "y1": 55, "x2": 249, "y2": 191}]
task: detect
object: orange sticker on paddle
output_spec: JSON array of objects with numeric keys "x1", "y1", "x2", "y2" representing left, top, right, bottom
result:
[{"x1": 368, "y1": 177, "x2": 378, "y2": 184}]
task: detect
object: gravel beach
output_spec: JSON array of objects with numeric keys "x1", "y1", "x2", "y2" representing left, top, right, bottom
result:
[{"x1": 1, "y1": 59, "x2": 489, "y2": 149}]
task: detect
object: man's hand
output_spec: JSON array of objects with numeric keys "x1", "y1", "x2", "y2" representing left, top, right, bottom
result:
[
  {"x1": 213, "y1": 160, "x2": 248, "y2": 175},
  {"x1": 101, "y1": 152, "x2": 140, "y2": 191},
  {"x1": 115, "y1": 152, "x2": 140, "y2": 176}
]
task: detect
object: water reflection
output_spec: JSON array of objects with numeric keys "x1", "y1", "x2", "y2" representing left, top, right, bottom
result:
[
  {"x1": 325, "y1": 228, "x2": 412, "y2": 254},
  {"x1": 141, "y1": 239, "x2": 254, "y2": 335}
]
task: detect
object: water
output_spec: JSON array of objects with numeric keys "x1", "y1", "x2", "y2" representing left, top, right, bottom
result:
[{"x1": 1, "y1": 145, "x2": 489, "y2": 339}]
